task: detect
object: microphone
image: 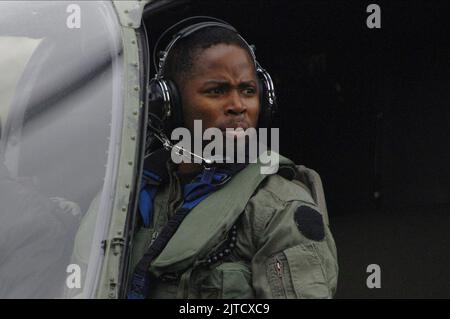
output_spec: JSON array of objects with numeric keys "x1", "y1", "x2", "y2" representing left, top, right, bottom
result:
[{"x1": 151, "y1": 132, "x2": 215, "y2": 166}]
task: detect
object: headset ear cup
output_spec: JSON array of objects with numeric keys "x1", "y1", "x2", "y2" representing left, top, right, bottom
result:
[
  {"x1": 164, "y1": 79, "x2": 183, "y2": 133},
  {"x1": 257, "y1": 76, "x2": 268, "y2": 128},
  {"x1": 257, "y1": 70, "x2": 277, "y2": 129},
  {"x1": 148, "y1": 78, "x2": 183, "y2": 135},
  {"x1": 148, "y1": 78, "x2": 166, "y2": 131}
]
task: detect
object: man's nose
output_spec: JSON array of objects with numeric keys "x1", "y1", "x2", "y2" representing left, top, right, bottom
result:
[{"x1": 225, "y1": 90, "x2": 246, "y2": 115}]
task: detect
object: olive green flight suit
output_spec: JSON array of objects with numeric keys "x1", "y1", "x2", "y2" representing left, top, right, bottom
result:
[{"x1": 129, "y1": 155, "x2": 338, "y2": 299}]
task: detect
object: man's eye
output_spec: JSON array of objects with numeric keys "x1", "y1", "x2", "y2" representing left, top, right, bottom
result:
[
  {"x1": 206, "y1": 88, "x2": 224, "y2": 95},
  {"x1": 242, "y1": 87, "x2": 256, "y2": 95}
]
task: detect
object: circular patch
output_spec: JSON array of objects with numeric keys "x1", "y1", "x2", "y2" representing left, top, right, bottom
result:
[{"x1": 294, "y1": 206, "x2": 325, "y2": 241}]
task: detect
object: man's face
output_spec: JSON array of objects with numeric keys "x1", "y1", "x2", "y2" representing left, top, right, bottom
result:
[{"x1": 179, "y1": 44, "x2": 260, "y2": 135}]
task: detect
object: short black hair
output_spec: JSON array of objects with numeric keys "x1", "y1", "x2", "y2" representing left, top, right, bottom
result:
[{"x1": 162, "y1": 26, "x2": 254, "y2": 87}]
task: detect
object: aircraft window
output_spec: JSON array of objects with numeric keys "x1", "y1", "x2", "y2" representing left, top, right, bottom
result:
[
  {"x1": 0, "y1": 1, "x2": 123, "y2": 298},
  {"x1": 0, "y1": 37, "x2": 42, "y2": 125}
]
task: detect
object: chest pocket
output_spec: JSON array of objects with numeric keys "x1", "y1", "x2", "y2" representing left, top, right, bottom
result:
[{"x1": 197, "y1": 262, "x2": 255, "y2": 299}]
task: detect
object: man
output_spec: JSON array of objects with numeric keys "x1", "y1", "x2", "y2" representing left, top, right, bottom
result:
[{"x1": 128, "y1": 20, "x2": 338, "y2": 299}]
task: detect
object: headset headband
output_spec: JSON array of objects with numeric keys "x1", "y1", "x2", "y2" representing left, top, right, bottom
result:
[{"x1": 153, "y1": 16, "x2": 260, "y2": 78}]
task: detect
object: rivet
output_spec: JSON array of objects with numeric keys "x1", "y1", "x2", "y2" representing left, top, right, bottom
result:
[
  {"x1": 131, "y1": 136, "x2": 136, "y2": 141},
  {"x1": 224, "y1": 249, "x2": 230, "y2": 254},
  {"x1": 124, "y1": 9, "x2": 129, "y2": 14},
  {"x1": 231, "y1": 236, "x2": 236, "y2": 242},
  {"x1": 229, "y1": 243, "x2": 235, "y2": 248},
  {"x1": 219, "y1": 253, "x2": 224, "y2": 258},
  {"x1": 134, "y1": 86, "x2": 139, "y2": 92},
  {"x1": 133, "y1": 111, "x2": 138, "y2": 116},
  {"x1": 128, "y1": 22, "x2": 133, "y2": 27},
  {"x1": 122, "y1": 207, "x2": 127, "y2": 212},
  {"x1": 131, "y1": 40, "x2": 136, "y2": 44},
  {"x1": 128, "y1": 161, "x2": 133, "y2": 166},
  {"x1": 213, "y1": 256, "x2": 218, "y2": 262},
  {"x1": 125, "y1": 184, "x2": 130, "y2": 188}
]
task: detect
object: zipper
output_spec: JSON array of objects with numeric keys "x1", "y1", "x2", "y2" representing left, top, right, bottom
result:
[
  {"x1": 275, "y1": 258, "x2": 283, "y2": 279},
  {"x1": 275, "y1": 257, "x2": 288, "y2": 297}
]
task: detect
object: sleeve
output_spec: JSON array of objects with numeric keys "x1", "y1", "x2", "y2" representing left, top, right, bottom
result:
[{"x1": 249, "y1": 196, "x2": 338, "y2": 299}]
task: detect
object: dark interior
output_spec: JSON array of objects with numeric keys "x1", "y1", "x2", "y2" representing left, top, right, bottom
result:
[{"x1": 143, "y1": 0, "x2": 450, "y2": 298}]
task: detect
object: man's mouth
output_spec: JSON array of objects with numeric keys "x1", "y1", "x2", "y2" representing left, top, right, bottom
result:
[{"x1": 219, "y1": 121, "x2": 249, "y2": 132}]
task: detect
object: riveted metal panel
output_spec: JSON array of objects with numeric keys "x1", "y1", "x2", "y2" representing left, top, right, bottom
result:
[
  {"x1": 95, "y1": 19, "x2": 143, "y2": 299},
  {"x1": 112, "y1": 0, "x2": 152, "y2": 29}
]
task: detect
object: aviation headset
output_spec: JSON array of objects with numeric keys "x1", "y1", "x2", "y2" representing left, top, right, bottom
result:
[{"x1": 147, "y1": 16, "x2": 277, "y2": 136}]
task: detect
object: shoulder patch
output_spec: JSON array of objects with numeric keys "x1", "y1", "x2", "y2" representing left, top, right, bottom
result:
[{"x1": 294, "y1": 206, "x2": 324, "y2": 241}]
